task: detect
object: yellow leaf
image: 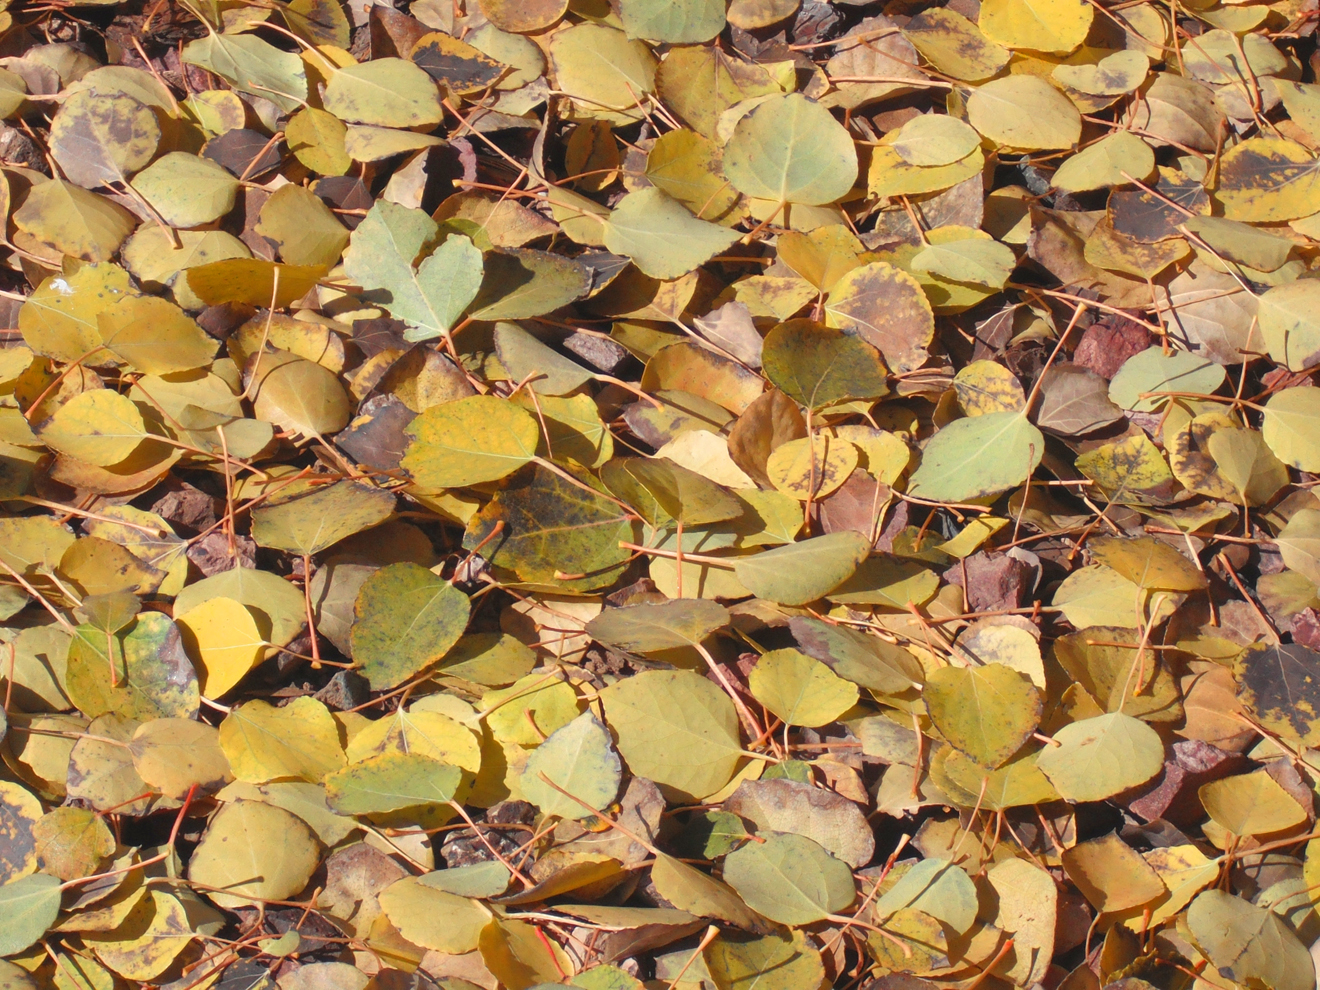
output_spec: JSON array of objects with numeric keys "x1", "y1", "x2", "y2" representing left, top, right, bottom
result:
[
  {"x1": 219, "y1": 698, "x2": 347, "y2": 784},
  {"x1": 174, "y1": 597, "x2": 267, "y2": 699},
  {"x1": 979, "y1": 0, "x2": 1093, "y2": 53}
]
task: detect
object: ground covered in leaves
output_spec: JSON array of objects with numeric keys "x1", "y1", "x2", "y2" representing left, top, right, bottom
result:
[{"x1": 4, "y1": 0, "x2": 1320, "y2": 988}]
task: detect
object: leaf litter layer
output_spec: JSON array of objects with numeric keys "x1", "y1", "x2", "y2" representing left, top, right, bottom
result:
[{"x1": 0, "y1": 0, "x2": 1319, "y2": 988}]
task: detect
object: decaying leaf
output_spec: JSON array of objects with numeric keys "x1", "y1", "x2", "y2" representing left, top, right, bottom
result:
[{"x1": 0, "y1": 2, "x2": 1310, "y2": 986}]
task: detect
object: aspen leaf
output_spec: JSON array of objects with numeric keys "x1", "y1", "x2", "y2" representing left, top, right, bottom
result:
[
  {"x1": 521, "y1": 712, "x2": 622, "y2": 819},
  {"x1": 187, "y1": 800, "x2": 320, "y2": 911},
  {"x1": 600, "y1": 670, "x2": 742, "y2": 802},
  {"x1": 2, "y1": 7, "x2": 1320, "y2": 978},
  {"x1": 350, "y1": 562, "x2": 471, "y2": 690},
  {"x1": 1051, "y1": 131, "x2": 1155, "y2": 193},
  {"x1": 978, "y1": 0, "x2": 1093, "y2": 54},
  {"x1": 1037, "y1": 713, "x2": 1165, "y2": 801},
  {"x1": 130, "y1": 153, "x2": 239, "y2": 228},
  {"x1": 724, "y1": 833, "x2": 854, "y2": 926},
  {"x1": 1200, "y1": 769, "x2": 1308, "y2": 837},
  {"x1": 324, "y1": 753, "x2": 463, "y2": 814},
  {"x1": 924, "y1": 663, "x2": 1041, "y2": 768},
  {"x1": 603, "y1": 188, "x2": 739, "y2": 279},
  {"x1": 723, "y1": 94, "x2": 858, "y2": 206},
  {"x1": 966, "y1": 76, "x2": 1082, "y2": 150},
  {"x1": 174, "y1": 596, "x2": 266, "y2": 699},
  {"x1": 219, "y1": 698, "x2": 346, "y2": 784},
  {"x1": 322, "y1": 59, "x2": 443, "y2": 128},
  {"x1": 39, "y1": 390, "x2": 147, "y2": 467},
  {"x1": 748, "y1": 648, "x2": 859, "y2": 727},
  {"x1": 909, "y1": 411, "x2": 1044, "y2": 502},
  {"x1": 401, "y1": 395, "x2": 539, "y2": 489}
]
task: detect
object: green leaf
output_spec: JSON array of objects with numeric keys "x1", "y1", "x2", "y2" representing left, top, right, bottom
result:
[
  {"x1": 418, "y1": 861, "x2": 511, "y2": 898},
  {"x1": 472, "y1": 251, "x2": 592, "y2": 322},
  {"x1": 521, "y1": 712, "x2": 622, "y2": 820},
  {"x1": 323, "y1": 58, "x2": 443, "y2": 128},
  {"x1": 344, "y1": 201, "x2": 485, "y2": 342},
  {"x1": 911, "y1": 236, "x2": 1017, "y2": 289},
  {"x1": 734, "y1": 531, "x2": 871, "y2": 605},
  {"x1": 130, "y1": 151, "x2": 239, "y2": 228},
  {"x1": 182, "y1": 33, "x2": 308, "y2": 113},
  {"x1": 1036, "y1": 712, "x2": 1165, "y2": 801},
  {"x1": 586, "y1": 599, "x2": 729, "y2": 653},
  {"x1": 603, "y1": 188, "x2": 740, "y2": 280},
  {"x1": 723, "y1": 94, "x2": 859, "y2": 206},
  {"x1": 705, "y1": 930, "x2": 826, "y2": 990},
  {"x1": 350, "y1": 562, "x2": 471, "y2": 690},
  {"x1": 908, "y1": 411, "x2": 1044, "y2": 502},
  {"x1": 1108, "y1": 346, "x2": 1227, "y2": 412},
  {"x1": 492, "y1": 322, "x2": 594, "y2": 395},
  {"x1": 324, "y1": 752, "x2": 463, "y2": 814},
  {"x1": 620, "y1": 0, "x2": 726, "y2": 43},
  {"x1": 873, "y1": 858, "x2": 979, "y2": 934},
  {"x1": 761, "y1": 320, "x2": 888, "y2": 409},
  {"x1": 250, "y1": 480, "x2": 396, "y2": 555},
  {"x1": 651, "y1": 853, "x2": 766, "y2": 931},
  {"x1": 747, "y1": 649, "x2": 859, "y2": 727},
  {"x1": 723, "y1": 832, "x2": 855, "y2": 925},
  {"x1": 0, "y1": 874, "x2": 61, "y2": 956},
  {"x1": 605, "y1": 455, "x2": 743, "y2": 527},
  {"x1": 402, "y1": 395, "x2": 540, "y2": 489},
  {"x1": 1051, "y1": 131, "x2": 1155, "y2": 193},
  {"x1": 891, "y1": 114, "x2": 982, "y2": 166},
  {"x1": 548, "y1": 24, "x2": 657, "y2": 125},
  {"x1": 600, "y1": 669, "x2": 742, "y2": 802},
  {"x1": 790, "y1": 616, "x2": 924, "y2": 694},
  {"x1": 1263, "y1": 386, "x2": 1320, "y2": 471},
  {"x1": 0, "y1": 68, "x2": 26, "y2": 120}
]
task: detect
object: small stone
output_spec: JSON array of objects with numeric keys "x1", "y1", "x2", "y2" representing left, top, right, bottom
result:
[
  {"x1": 151, "y1": 481, "x2": 220, "y2": 535},
  {"x1": 187, "y1": 531, "x2": 257, "y2": 576},
  {"x1": 313, "y1": 670, "x2": 372, "y2": 711},
  {"x1": 1124, "y1": 738, "x2": 1246, "y2": 826},
  {"x1": 943, "y1": 551, "x2": 1031, "y2": 613},
  {"x1": 1073, "y1": 316, "x2": 1152, "y2": 379},
  {"x1": 563, "y1": 330, "x2": 630, "y2": 375},
  {"x1": 0, "y1": 124, "x2": 47, "y2": 173},
  {"x1": 1294, "y1": 607, "x2": 1320, "y2": 649}
]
